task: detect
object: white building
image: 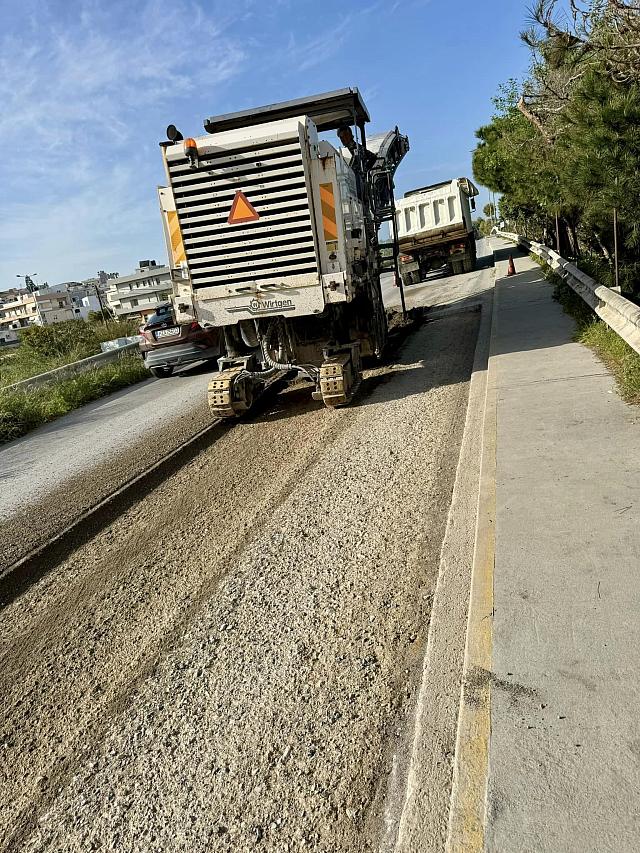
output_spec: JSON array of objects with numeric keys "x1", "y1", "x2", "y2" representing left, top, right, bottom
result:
[
  {"x1": 106, "y1": 260, "x2": 172, "y2": 320},
  {"x1": 63, "y1": 281, "x2": 108, "y2": 320},
  {"x1": 0, "y1": 287, "x2": 77, "y2": 345}
]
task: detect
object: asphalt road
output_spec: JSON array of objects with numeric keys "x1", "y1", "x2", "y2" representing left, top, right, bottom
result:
[
  {"x1": 0, "y1": 241, "x2": 493, "y2": 536},
  {"x1": 0, "y1": 239, "x2": 495, "y2": 574},
  {"x1": 0, "y1": 361, "x2": 214, "y2": 523},
  {"x1": 381, "y1": 238, "x2": 494, "y2": 314}
]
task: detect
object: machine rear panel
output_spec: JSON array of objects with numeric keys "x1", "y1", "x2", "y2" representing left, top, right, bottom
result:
[{"x1": 166, "y1": 132, "x2": 319, "y2": 290}]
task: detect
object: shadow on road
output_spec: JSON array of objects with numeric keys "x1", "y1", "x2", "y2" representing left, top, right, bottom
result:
[
  {"x1": 491, "y1": 244, "x2": 579, "y2": 354},
  {"x1": 257, "y1": 310, "x2": 481, "y2": 423}
]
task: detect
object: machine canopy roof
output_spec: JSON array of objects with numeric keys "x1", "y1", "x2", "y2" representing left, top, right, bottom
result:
[{"x1": 204, "y1": 88, "x2": 370, "y2": 135}]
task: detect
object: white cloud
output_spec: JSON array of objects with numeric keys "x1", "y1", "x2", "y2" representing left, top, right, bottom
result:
[
  {"x1": 277, "y1": 0, "x2": 387, "y2": 73},
  {"x1": 0, "y1": 0, "x2": 248, "y2": 284},
  {"x1": 281, "y1": 15, "x2": 354, "y2": 72},
  {"x1": 3, "y1": 164, "x2": 159, "y2": 282}
]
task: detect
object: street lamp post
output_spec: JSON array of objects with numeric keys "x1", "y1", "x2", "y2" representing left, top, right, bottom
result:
[{"x1": 16, "y1": 274, "x2": 39, "y2": 293}]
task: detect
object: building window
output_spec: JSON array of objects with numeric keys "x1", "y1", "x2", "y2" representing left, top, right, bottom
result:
[{"x1": 130, "y1": 298, "x2": 139, "y2": 307}]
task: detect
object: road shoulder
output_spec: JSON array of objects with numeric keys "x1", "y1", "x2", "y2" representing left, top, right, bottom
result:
[
  {"x1": 449, "y1": 244, "x2": 640, "y2": 852},
  {"x1": 393, "y1": 272, "x2": 495, "y2": 851}
]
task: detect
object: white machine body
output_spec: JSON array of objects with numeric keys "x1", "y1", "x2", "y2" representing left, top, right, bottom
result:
[{"x1": 159, "y1": 116, "x2": 367, "y2": 326}]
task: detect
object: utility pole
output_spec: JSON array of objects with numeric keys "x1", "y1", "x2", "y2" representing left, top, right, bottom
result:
[
  {"x1": 16, "y1": 273, "x2": 38, "y2": 293},
  {"x1": 95, "y1": 271, "x2": 111, "y2": 326},
  {"x1": 554, "y1": 174, "x2": 561, "y2": 253},
  {"x1": 94, "y1": 283, "x2": 109, "y2": 326},
  {"x1": 613, "y1": 207, "x2": 620, "y2": 291}
]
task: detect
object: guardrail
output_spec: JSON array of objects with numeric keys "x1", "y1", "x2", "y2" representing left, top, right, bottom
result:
[
  {"x1": 498, "y1": 231, "x2": 640, "y2": 357},
  {"x1": 4, "y1": 342, "x2": 141, "y2": 393}
]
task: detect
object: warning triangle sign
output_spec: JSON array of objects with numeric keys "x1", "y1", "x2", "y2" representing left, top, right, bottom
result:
[{"x1": 228, "y1": 190, "x2": 260, "y2": 224}]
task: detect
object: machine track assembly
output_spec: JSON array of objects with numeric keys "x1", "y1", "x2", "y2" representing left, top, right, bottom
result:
[
  {"x1": 207, "y1": 368, "x2": 255, "y2": 419},
  {"x1": 316, "y1": 344, "x2": 362, "y2": 408}
]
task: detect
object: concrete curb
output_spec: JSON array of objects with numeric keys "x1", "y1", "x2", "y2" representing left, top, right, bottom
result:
[
  {"x1": 444, "y1": 249, "x2": 500, "y2": 852},
  {"x1": 499, "y1": 231, "x2": 640, "y2": 356},
  {"x1": 4, "y1": 343, "x2": 140, "y2": 392},
  {"x1": 393, "y1": 277, "x2": 494, "y2": 851}
]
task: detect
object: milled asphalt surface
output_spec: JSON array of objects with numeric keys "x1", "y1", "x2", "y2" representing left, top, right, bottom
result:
[
  {"x1": 381, "y1": 239, "x2": 494, "y2": 314},
  {"x1": 0, "y1": 241, "x2": 493, "y2": 573},
  {"x1": 485, "y1": 248, "x2": 640, "y2": 852},
  {"x1": 0, "y1": 309, "x2": 481, "y2": 852},
  {"x1": 6, "y1": 239, "x2": 638, "y2": 851}
]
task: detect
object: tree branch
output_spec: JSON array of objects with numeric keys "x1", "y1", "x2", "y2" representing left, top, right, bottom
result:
[{"x1": 517, "y1": 96, "x2": 554, "y2": 143}]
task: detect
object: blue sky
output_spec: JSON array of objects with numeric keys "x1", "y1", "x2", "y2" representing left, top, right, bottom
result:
[{"x1": 0, "y1": 0, "x2": 535, "y2": 287}]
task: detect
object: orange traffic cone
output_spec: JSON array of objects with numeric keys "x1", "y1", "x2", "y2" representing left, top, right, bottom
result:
[{"x1": 507, "y1": 255, "x2": 516, "y2": 276}]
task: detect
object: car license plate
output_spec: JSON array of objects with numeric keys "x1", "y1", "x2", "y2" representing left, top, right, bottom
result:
[
  {"x1": 402, "y1": 261, "x2": 419, "y2": 273},
  {"x1": 155, "y1": 327, "x2": 180, "y2": 339}
]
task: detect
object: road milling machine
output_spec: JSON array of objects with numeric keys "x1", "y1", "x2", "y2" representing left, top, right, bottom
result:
[{"x1": 158, "y1": 88, "x2": 409, "y2": 417}]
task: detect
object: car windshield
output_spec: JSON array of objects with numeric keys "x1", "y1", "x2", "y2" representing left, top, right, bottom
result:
[{"x1": 145, "y1": 309, "x2": 174, "y2": 327}]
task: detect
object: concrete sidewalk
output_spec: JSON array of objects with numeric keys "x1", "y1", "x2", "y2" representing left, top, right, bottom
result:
[{"x1": 484, "y1": 246, "x2": 640, "y2": 851}]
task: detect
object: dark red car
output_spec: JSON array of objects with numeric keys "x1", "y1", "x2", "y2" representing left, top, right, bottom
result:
[{"x1": 139, "y1": 303, "x2": 222, "y2": 378}]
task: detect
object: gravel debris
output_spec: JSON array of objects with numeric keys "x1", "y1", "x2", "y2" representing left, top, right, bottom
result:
[{"x1": 0, "y1": 313, "x2": 478, "y2": 852}]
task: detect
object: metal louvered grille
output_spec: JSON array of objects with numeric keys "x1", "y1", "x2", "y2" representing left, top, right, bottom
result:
[{"x1": 167, "y1": 137, "x2": 318, "y2": 290}]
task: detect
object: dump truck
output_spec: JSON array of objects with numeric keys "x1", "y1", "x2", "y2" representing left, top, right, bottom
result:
[
  {"x1": 394, "y1": 178, "x2": 479, "y2": 284},
  {"x1": 157, "y1": 88, "x2": 409, "y2": 417}
]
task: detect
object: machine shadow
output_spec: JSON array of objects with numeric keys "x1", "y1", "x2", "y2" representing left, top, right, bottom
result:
[{"x1": 253, "y1": 312, "x2": 480, "y2": 423}]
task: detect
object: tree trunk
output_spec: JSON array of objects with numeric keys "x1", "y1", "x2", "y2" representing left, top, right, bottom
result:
[
  {"x1": 593, "y1": 231, "x2": 613, "y2": 264},
  {"x1": 562, "y1": 218, "x2": 578, "y2": 258},
  {"x1": 570, "y1": 221, "x2": 579, "y2": 258}
]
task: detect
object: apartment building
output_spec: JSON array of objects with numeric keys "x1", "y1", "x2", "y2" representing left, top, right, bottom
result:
[
  {"x1": 0, "y1": 287, "x2": 77, "y2": 344},
  {"x1": 63, "y1": 281, "x2": 107, "y2": 319},
  {"x1": 106, "y1": 260, "x2": 172, "y2": 320}
]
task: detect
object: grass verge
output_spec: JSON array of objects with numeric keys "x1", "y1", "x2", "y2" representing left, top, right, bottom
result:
[
  {"x1": 0, "y1": 318, "x2": 141, "y2": 388},
  {"x1": 0, "y1": 355, "x2": 149, "y2": 444},
  {"x1": 532, "y1": 255, "x2": 640, "y2": 405}
]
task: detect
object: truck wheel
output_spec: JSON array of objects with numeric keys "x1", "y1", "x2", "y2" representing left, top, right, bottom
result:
[{"x1": 150, "y1": 366, "x2": 174, "y2": 378}]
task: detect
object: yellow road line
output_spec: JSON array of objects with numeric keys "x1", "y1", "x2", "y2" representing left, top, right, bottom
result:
[{"x1": 445, "y1": 275, "x2": 498, "y2": 852}]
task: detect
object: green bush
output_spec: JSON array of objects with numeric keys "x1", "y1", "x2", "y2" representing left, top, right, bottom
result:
[
  {"x1": 19, "y1": 320, "x2": 98, "y2": 360},
  {"x1": 0, "y1": 355, "x2": 149, "y2": 444},
  {"x1": 578, "y1": 255, "x2": 640, "y2": 302},
  {"x1": 1, "y1": 318, "x2": 142, "y2": 388}
]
